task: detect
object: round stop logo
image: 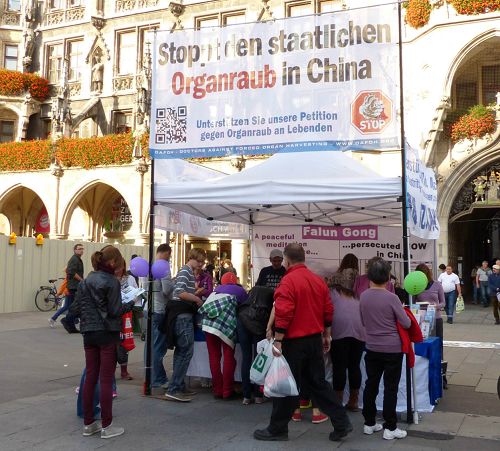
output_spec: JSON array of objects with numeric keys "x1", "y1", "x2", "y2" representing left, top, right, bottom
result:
[{"x1": 351, "y1": 91, "x2": 393, "y2": 134}]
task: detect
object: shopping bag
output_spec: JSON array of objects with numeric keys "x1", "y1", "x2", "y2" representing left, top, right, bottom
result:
[
  {"x1": 263, "y1": 355, "x2": 299, "y2": 398},
  {"x1": 455, "y1": 295, "x2": 465, "y2": 314},
  {"x1": 250, "y1": 339, "x2": 274, "y2": 385},
  {"x1": 120, "y1": 312, "x2": 135, "y2": 351}
]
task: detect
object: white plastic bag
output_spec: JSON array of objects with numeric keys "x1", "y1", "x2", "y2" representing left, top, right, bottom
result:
[
  {"x1": 455, "y1": 295, "x2": 465, "y2": 314},
  {"x1": 250, "y1": 339, "x2": 274, "y2": 385},
  {"x1": 264, "y1": 355, "x2": 299, "y2": 398}
]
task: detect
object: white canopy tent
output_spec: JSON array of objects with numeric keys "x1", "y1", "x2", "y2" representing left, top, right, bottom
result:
[{"x1": 154, "y1": 151, "x2": 403, "y2": 227}]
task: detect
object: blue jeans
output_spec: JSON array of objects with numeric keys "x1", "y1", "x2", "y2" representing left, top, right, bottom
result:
[
  {"x1": 148, "y1": 312, "x2": 168, "y2": 387},
  {"x1": 76, "y1": 368, "x2": 117, "y2": 418},
  {"x1": 479, "y1": 281, "x2": 490, "y2": 306},
  {"x1": 52, "y1": 291, "x2": 75, "y2": 323},
  {"x1": 167, "y1": 314, "x2": 194, "y2": 394},
  {"x1": 444, "y1": 290, "x2": 457, "y2": 318},
  {"x1": 236, "y1": 319, "x2": 261, "y2": 399}
]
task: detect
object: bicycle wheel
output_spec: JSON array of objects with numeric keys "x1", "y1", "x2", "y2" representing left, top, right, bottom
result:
[{"x1": 35, "y1": 289, "x2": 57, "y2": 312}]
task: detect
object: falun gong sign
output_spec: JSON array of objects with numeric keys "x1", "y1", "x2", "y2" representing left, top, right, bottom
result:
[{"x1": 150, "y1": 3, "x2": 400, "y2": 159}]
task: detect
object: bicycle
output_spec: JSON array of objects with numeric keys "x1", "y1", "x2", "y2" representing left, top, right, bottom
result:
[{"x1": 35, "y1": 278, "x2": 65, "y2": 312}]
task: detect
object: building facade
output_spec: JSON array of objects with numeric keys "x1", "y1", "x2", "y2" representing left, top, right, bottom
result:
[{"x1": 0, "y1": 0, "x2": 499, "y2": 288}]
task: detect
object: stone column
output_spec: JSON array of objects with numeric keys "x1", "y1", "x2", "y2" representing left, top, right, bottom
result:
[
  {"x1": 437, "y1": 216, "x2": 448, "y2": 267},
  {"x1": 231, "y1": 239, "x2": 249, "y2": 287}
]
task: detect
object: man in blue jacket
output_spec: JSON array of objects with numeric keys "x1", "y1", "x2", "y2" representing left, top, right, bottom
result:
[{"x1": 487, "y1": 264, "x2": 500, "y2": 325}]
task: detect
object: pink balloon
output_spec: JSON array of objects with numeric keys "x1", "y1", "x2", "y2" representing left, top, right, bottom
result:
[
  {"x1": 152, "y1": 260, "x2": 170, "y2": 280},
  {"x1": 130, "y1": 257, "x2": 149, "y2": 277}
]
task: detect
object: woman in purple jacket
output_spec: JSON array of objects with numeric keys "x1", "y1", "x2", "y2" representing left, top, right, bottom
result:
[
  {"x1": 330, "y1": 285, "x2": 365, "y2": 411},
  {"x1": 359, "y1": 257, "x2": 411, "y2": 441}
]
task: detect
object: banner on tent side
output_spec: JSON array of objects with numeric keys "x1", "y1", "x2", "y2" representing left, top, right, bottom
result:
[
  {"x1": 150, "y1": 3, "x2": 400, "y2": 159},
  {"x1": 251, "y1": 225, "x2": 433, "y2": 281},
  {"x1": 155, "y1": 205, "x2": 249, "y2": 239},
  {"x1": 405, "y1": 143, "x2": 440, "y2": 240}
]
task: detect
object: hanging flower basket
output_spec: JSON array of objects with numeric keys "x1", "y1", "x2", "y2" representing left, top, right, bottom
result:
[
  {"x1": 0, "y1": 70, "x2": 50, "y2": 101},
  {"x1": 450, "y1": 105, "x2": 496, "y2": 142},
  {"x1": 405, "y1": 0, "x2": 432, "y2": 28}
]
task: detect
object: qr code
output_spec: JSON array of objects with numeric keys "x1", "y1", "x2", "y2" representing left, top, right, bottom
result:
[{"x1": 155, "y1": 106, "x2": 187, "y2": 144}]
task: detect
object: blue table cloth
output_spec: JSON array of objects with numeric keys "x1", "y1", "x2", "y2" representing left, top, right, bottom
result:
[{"x1": 415, "y1": 336, "x2": 442, "y2": 405}]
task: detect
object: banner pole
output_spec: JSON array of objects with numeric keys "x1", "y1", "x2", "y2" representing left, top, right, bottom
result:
[
  {"x1": 397, "y1": 0, "x2": 413, "y2": 424},
  {"x1": 144, "y1": 161, "x2": 155, "y2": 396},
  {"x1": 144, "y1": 31, "x2": 157, "y2": 397}
]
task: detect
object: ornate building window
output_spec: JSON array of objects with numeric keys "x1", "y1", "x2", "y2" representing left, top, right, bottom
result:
[
  {"x1": 8, "y1": 0, "x2": 21, "y2": 10},
  {"x1": 285, "y1": 0, "x2": 339, "y2": 16},
  {"x1": 49, "y1": 0, "x2": 64, "y2": 9},
  {"x1": 68, "y1": 40, "x2": 83, "y2": 81},
  {"x1": 482, "y1": 64, "x2": 500, "y2": 105},
  {"x1": 47, "y1": 43, "x2": 63, "y2": 84},
  {"x1": 0, "y1": 120, "x2": 15, "y2": 143},
  {"x1": 113, "y1": 111, "x2": 132, "y2": 134},
  {"x1": 195, "y1": 11, "x2": 246, "y2": 29},
  {"x1": 117, "y1": 31, "x2": 136, "y2": 75},
  {"x1": 3, "y1": 45, "x2": 18, "y2": 70}
]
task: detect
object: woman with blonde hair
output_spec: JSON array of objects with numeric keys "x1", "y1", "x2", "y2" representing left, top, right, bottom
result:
[{"x1": 70, "y1": 245, "x2": 135, "y2": 439}]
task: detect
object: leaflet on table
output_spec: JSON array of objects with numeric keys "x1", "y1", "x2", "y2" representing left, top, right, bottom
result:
[{"x1": 121, "y1": 286, "x2": 145, "y2": 305}]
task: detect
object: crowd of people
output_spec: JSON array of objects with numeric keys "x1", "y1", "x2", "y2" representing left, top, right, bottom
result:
[{"x1": 48, "y1": 241, "x2": 500, "y2": 443}]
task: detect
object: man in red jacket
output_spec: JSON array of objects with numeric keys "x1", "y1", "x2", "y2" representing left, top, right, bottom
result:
[{"x1": 253, "y1": 243, "x2": 352, "y2": 442}]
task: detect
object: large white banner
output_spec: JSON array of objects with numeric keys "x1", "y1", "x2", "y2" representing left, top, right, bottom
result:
[
  {"x1": 150, "y1": 4, "x2": 400, "y2": 159},
  {"x1": 406, "y1": 143, "x2": 440, "y2": 239},
  {"x1": 251, "y1": 225, "x2": 433, "y2": 282}
]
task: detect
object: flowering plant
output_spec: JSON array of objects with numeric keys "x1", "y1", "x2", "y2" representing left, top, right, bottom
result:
[
  {"x1": 449, "y1": 0, "x2": 499, "y2": 15},
  {"x1": 405, "y1": 0, "x2": 432, "y2": 28},
  {"x1": 0, "y1": 70, "x2": 50, "y2": 101},
  {"x1": 450, "y1": 105, "x2": 496, "y2": 142},
  {"x1": 0, "y1": 140, "x2": 52, "y2": 171},
  {"x1": 0, "y1": 132, "x2": 150, "y2": 172}
]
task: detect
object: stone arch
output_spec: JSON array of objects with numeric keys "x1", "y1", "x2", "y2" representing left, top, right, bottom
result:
[
  {"x1": 438, "y1": 138, "x2": 500, "y2": 220},
  {"x1": 437, "y1": 136, "x2": 500, "y2": 267},
  {"x1": 443, "y1": 28, "x2": 500, "y2": 97},
  {"x1": 0, "y1": 184, "x2": 51, "y2": 236},
  {"x1": 60, "y1": 179, "x2": 136, "y2": 242}
]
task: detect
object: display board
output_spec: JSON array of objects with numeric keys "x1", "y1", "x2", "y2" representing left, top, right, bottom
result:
[{"x1": 251, "y1": 224, "x2": 433, "y2": 281}]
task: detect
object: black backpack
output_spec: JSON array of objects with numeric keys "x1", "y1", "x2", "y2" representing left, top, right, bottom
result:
[{"x1": 238, "y1": 286, "x2": 275, "y2": 336}]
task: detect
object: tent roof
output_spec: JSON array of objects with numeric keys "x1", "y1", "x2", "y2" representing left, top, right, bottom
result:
[{"x1": 154, "y1": 152, "x2": 402, "y2": 226}]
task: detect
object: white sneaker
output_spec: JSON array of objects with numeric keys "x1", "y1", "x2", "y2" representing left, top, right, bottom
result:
[
  {"x1": 82, "y1": 421, "x2": 102, "y2": 436},
  {"x1": 48, "y1": 318, "x2": 56, "y2": 328},
  {"x1": 363, "y1": 423, "x2": 383, "y2": 435},
  {"x1": 383, "y1": 428, "x2": 407, "y2": 440},
  {"x1": 101, "y1": 423, "x2": 124, "y2": 439}
]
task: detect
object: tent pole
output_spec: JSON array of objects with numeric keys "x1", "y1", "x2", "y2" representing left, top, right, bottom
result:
[
  {"x1": 144, "y1": 159, "x2": 155, "y2": 396},
  {"x1": 397, "y1": 1, "x2": 413, "y2": 424}
]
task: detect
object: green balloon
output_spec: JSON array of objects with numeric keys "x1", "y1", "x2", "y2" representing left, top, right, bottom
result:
[{"x1": 403, "y1": 271, "x2": 428, "y2": 295}]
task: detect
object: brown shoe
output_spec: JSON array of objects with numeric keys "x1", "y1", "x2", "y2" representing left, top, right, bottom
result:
[{"x1": 346, "y1": 389, "x2": 360, "y2": 412}]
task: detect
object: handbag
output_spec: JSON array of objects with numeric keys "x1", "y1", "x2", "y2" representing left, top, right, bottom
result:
[
  {"x1": 455, "y1": 295, "x2": 465, "y2": 314},
  {"x1": 238, "y1": 286, "x2": 275, "y2": 336}
]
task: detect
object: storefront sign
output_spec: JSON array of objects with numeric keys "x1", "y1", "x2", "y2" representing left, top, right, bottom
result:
[{"x1": 150, "y1": 3, "x2": 400, "y2": 158}]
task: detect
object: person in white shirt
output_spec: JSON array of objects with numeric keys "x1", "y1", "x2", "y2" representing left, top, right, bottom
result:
[
  {"x1": 475, "y1": 260, "x2": 492, "y2": 308},
  {"x1": 438, "y1": 265, "x2": 462, "y2": 324}
]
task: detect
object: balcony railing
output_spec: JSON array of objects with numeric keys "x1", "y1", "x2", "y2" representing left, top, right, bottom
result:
[
  {"x1": 2, "y1": 11, "x2": 21, "y2": 26},
  {"x1": 115, "y1": 0, "x2": 159, "y2": 13},
  {"x1": 45, "y1": 6, "x2": 85, "y2": 26}
]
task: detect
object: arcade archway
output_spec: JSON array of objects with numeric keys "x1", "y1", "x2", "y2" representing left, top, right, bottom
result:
[{"x1": 0, "y1": 186, "x2": 50, "y2": 236}]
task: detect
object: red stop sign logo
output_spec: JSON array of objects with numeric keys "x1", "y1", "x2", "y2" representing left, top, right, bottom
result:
[{"x1": 351, "y1": 91, "x2": 393, "y2": 134}]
